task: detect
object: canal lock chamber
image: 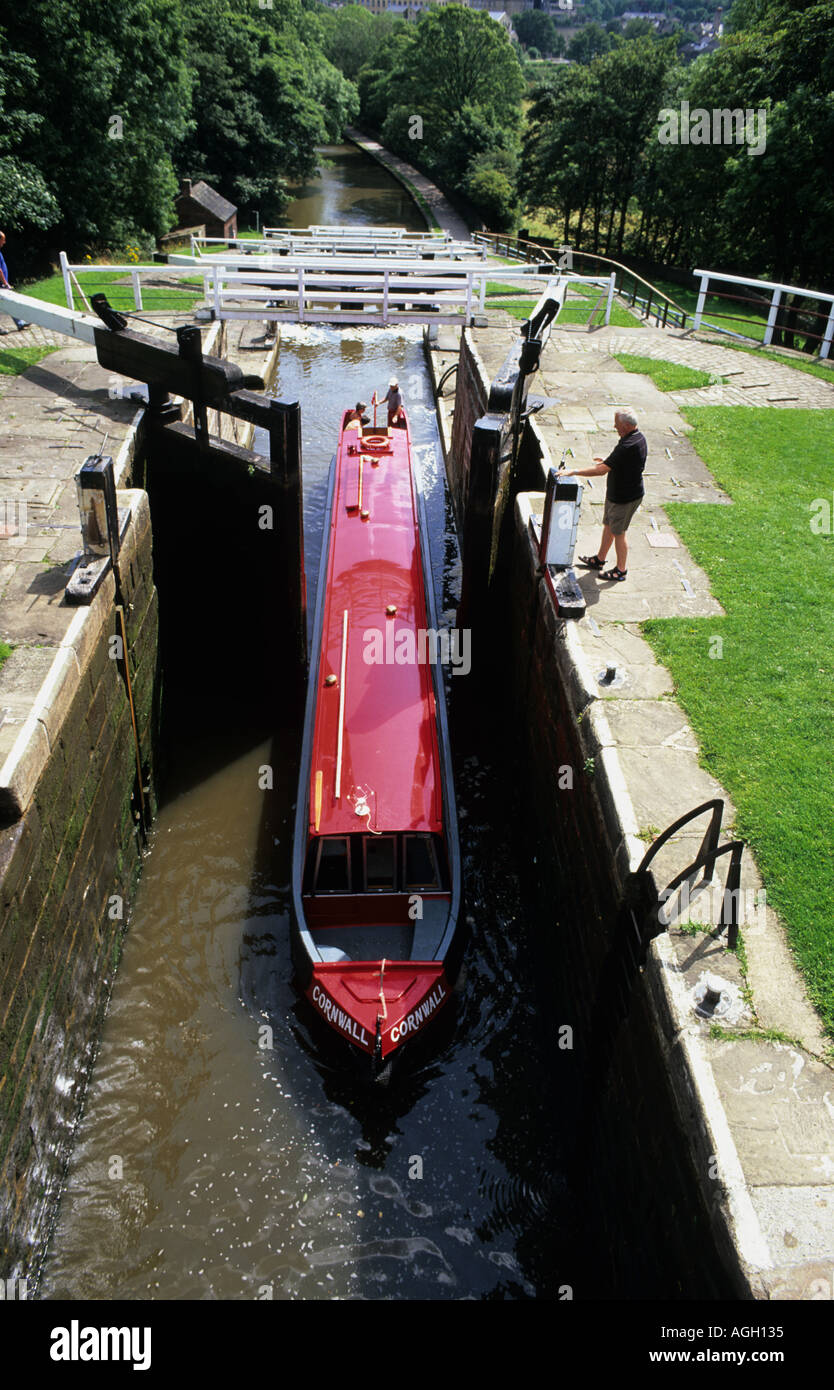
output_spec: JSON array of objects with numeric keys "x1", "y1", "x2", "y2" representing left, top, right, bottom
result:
[{"x1": 35, "y1": 327, "x2": 736, "y2": 1299}]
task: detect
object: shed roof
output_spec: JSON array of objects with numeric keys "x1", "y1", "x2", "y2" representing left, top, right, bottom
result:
[{"x1": 179, "y1": 180, "x2": 237, "y2": 220}]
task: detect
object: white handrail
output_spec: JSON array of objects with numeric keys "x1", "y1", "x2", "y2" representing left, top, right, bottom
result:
[{"x1": 692, "y1": 267, "x2": 834, "y2": 357}]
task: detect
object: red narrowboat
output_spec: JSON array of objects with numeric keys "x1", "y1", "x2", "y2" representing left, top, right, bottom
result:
[{"x1": 291, "y1": 406, "x2": 462, "y2": 1076}]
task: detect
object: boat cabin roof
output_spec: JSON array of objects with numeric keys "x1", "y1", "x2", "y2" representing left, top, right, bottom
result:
[{"x1": 309, "y1": 411, "x2": 442, "y2": 839}]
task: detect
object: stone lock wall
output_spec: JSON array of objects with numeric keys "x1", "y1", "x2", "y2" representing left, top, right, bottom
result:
[
  {"x1": 447, "y1": 329, "x2": 491, "y2": 531},
  {"x1": 0, "y1": 491, "x2": 159, "y2": 1283},
  {"x1": 507, "y1": 498, "x2": 744, "y2": 1297}
]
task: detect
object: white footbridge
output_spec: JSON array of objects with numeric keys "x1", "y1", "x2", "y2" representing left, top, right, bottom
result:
[{"x1": 1, "y1": 227, "x2": 617, "y2": 335}]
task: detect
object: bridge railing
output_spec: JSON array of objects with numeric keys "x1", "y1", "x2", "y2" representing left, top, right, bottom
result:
[
  {"x1": 58, "y1": 251, "x2": 211, "y2": 314},
  {"x1": 190, "y1": 230, "x2": 486, "y2": 260},
  {"x1": 262, "y1": 224, "x2": 450, "y2": 245},
  {"x1": 204, "y1": 262, "x2": 551, "y2": 325},
  {"x1": 56, "y1": 251, "x2": 611, "y2": 328}
]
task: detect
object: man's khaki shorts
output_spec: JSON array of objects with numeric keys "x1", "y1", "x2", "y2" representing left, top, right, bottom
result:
[{"x1": 603, "y1": 495, "x2": 642, "y2": 535}]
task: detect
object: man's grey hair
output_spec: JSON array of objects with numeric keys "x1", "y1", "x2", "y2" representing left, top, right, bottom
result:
[{"x1": 615, "y1": 407, "x2": 638, "y2": 428}]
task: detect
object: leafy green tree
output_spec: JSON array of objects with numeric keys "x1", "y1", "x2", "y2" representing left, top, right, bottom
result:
[
  {"x1": 318, "y1": 4, "x2": 397, "y2": 81},
  {"x1": 567, "y1": 22, "x2": 617, "y2": 63},
  {"x1": 623, "y1": 18, "x2": 656, "y2": 40},
  {"x1": 175, "y1": 0, "x2": 357, "y2": 211},
  {"x1": 397, "y1": 6, "x2": 525, "y2": 130},
  {"x1": 4, "y1": 0, "x2": 193, "y2": 250},
  {"x1": 514, "y1": 10, "x2": 559, "y2": 55},
  {"x1": 0, "y1": 39, "x2": 59, "y2": 231},
  {"x1": 365, "y1": 6, "x2": 524, "y2": 218},
  {"x1": 464, "y1": 165, "x2": 518, "y2": 229}
]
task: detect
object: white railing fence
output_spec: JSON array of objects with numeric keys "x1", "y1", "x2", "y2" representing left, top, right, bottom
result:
[
  {"x1": 58, "y1": 251, "x2": 210, "y2": 313},
  {"x1": 55, "y1": 250, "x2": 614, "y2": 329},
  {"x1": 693, "y1": 269, "x2": 834, "y2": 358}
]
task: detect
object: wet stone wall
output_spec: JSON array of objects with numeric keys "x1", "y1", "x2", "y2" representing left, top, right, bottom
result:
[
  {"x1": 447, "y1": 329, "x2": 491, "y2": 530},
  {"x1": 0, "y1": 493, "x2": 159, "y2": 1283}
]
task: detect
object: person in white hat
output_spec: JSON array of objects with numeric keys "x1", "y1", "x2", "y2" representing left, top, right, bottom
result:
[{"x1": 381, "y1": 376, "x2": 404, "y2": 428}]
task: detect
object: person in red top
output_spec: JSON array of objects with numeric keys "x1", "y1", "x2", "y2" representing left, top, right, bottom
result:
[
  {"x1": 563, "y1": 407, "x2": 647, "y2": 582},
  {"x1": 381, "y1": 377, "x2": 404, "y2": 428},
  {"x1": 0, "y1": 232, "x2": 27, "y2": 331}
]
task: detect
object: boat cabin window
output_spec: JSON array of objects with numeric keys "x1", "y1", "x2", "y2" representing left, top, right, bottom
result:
[
  {"x1": 404, "y1": 834, "x2": 441, "y2": 890},
  {"x1": 314, "y1": 837, "x2": 351, "y2": 893},
  {"x1": 364, "y1": 836, "x2": 396, "y2": 891}
]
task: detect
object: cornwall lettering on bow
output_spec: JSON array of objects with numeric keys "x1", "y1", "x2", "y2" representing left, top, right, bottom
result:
[
  {"x1": 312, "y1": 984, "x2": 371, "y2": 1047},
  {"x1": 389, "y1": 984, "x2": 446, "y2": 1044}
]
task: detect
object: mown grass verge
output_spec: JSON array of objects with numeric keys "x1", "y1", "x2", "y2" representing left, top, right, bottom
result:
[
  {"x1": 20, "y1": 269, "x2": 204, "y2": 313},
  {"x1": 0, "y1": 345, "x2": 58, "y2": 375},
  {"x1": 613, "y1": 352, "x2": 723, "y2": 392},
  {"x1": 641, "y1": 406, "x2": 834, "y2": 1034}
]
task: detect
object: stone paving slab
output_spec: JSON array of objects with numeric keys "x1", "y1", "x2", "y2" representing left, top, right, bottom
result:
[
  {"x1": 712, "y1": 1041, "x2": 834, "y2": 1188},
  {"x1": 0, "y1": 313, "x2": 210, "y2": 645}
]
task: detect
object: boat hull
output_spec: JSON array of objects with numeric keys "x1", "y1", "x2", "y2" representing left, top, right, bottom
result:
[{"x1": 290, "y1": 408, "x2": 462, "y2": 1075}]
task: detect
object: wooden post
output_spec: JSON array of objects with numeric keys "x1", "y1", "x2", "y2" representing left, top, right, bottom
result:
[
  {"x1": 60, "y1": 250, "x2": 74, "y2": 310},
  {"x1": 457, "y1": 416, "x2": 503, "y2": 632},
  {"x1": 820, "y1": 302, "x2": 834, "y2": 360},
  {"x1": 268, "y1": 399, "x2": 307, "y2": 671},
  {"x1": 176, "y1": 325, "x2": 209, "y2": 451},
  {"x1": 605, "y1": 272, "x2": 616, "y2": 326}
]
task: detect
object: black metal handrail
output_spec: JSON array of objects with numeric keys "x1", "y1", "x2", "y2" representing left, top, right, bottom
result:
[{"x1": 628, "y1": 798, "x2": 747, "y2": 954}]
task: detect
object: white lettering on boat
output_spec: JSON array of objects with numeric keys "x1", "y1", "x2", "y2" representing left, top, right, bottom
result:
[
  {"x1": 311, "y1": 983, "x2": 370, "y2": 1048},
  {"x1": 389, "y1": 983, "x2": 447, "y2": 1044}
]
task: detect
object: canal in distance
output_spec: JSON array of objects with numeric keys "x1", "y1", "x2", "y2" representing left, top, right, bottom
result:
[{"x1": 40, "y1": 143, "x2": 590, "y2": 1301}]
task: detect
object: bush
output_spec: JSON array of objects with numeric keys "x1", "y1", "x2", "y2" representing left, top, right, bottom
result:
[{"x1": 464, "y1": 166, "x2": 518, "y2": 230}]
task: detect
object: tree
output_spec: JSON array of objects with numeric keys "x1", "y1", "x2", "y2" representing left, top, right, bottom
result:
[
  {"x1": 175, "y1": 0, "x2": 357, "y2": 210},
  {"x1": 3, "y1": 0, "x2": 193, "y2": 251},
  {"x1": 397, "y1": 6, "x2": 525, "y2": 129},
  {"x1": 364, "y1": 6, "x2": 524, "y2": 216},
  {"x1": 0, "y1": 39, "x2": 59, "y2": 231},
  {"x1": 567, "y1": 22, "x2": 616, "y2": 64},
  {"x1": 514, "y1": 10, "x2": 559, "y2": 55},
  {"x1": 464, "y1": 166, "x2": 518, "y2": 229},
  {"x1": 318, "y1": 4, "x2": 396, "y2": 81}
]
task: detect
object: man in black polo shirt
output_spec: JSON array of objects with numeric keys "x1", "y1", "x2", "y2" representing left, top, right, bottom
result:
[{"x1": 563, "y1": 407, "x2": 647, "y2": 582}]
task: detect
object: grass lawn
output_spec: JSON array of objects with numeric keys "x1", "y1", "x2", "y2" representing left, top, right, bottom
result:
[
  {"x1": 613, "y1": 352, "x2": 722, "y2": 392},
  {"x1": 0, "y1": 345, "x2": 58, "y2": 375},
  {"x1": 641, "y1": 407, "x2": 834, "y2": 1035},
  {"x1": 0, "y1": 642, "x2": 11, "y2": 672},
  {"x1": 21, "y1": 269, "x2": 204, "y2": 313},
  {"x1": 487, "y1": 279, "x2": 640, "y2": 327}
]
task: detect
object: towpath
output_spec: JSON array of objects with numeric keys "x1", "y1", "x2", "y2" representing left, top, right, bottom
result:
[{"x1": 344, "y1": 128, "x2": 472, "y2": 241}]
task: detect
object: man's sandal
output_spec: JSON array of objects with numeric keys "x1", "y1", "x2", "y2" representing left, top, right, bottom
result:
[
  {"x1": 602, "y1": 567, "x2": 627, "y2": 582},
  {"x1": 578, "y1": 555, "x2": 605, "y2": 569}
]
